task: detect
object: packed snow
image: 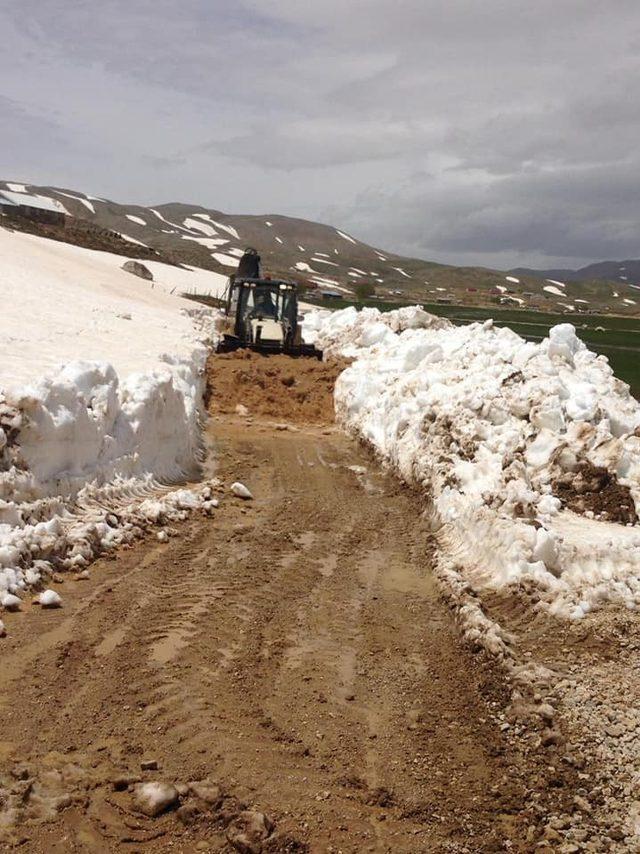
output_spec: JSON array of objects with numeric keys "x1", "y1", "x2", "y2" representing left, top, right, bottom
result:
[
  {"x1": 0, "y1": 228, "x2": 223, "y2": 609},
  {"x1": 126, "y1": 214, "x2": 147, "y2": 226},
  {"x1": 336, "y1": 230, "x2": 357, "y2": 244},
  {"x1": 546, "y1": 279, "x2": 566, "y2": 288},
  {"x1": 6, "y1": 183, "x2": 27, "y2": 193},
  {"x1": 305, "y1": 305, "x2": 640, "y2": 620},
  {"x1": 392, "y1": 266, "x2": 412, "y2": 279},
  {"x1": 505, "y1": 276, "x2": 520, "y2": 284}
]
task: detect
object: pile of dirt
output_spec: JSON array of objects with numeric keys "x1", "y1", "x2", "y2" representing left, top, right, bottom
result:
[
  {"x1": 207, "y1": 350, "x2": 347, "y2": 425},
  {"x1": 553, "y1": 460, "x2": 638, "y2": 524}
]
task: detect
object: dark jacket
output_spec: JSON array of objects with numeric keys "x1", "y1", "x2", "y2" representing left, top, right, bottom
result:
[{"x1": 237, "y1": 249, "x2": 261, "y2": 279}]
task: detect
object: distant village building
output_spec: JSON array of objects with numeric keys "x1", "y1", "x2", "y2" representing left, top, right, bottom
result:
[
  {"x1": 436, "y1": 296, "x2": 453, "y2": 304},
  {"x1": 0, "y1": 190, "x2": 68, "y2": 226},
  {"x1": 319, "y1": 290, "x2": 344, "y2": 300}
]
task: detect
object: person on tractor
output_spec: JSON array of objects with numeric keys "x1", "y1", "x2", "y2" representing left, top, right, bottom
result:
[{"x1": 236, "y1": 247, "x2": 261, "y2": 279}]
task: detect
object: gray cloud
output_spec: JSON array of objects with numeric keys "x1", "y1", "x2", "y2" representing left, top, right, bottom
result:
[{"x1": 1, "y1": 0, "x2": 639, "y2": 268}]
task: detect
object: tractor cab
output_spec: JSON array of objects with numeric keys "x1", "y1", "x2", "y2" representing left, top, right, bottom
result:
[{"x1": 218, "y1": 277, "x2": 319, "y2": 357}]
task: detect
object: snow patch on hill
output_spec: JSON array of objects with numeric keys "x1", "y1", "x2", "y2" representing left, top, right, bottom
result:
[{"x1": 56, "y1": 191, "x2": 96, "y2": 214}]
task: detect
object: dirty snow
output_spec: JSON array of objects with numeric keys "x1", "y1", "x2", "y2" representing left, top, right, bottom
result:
[{"x1": 307, "y1": 305, "x2": 640, "y2": 620}]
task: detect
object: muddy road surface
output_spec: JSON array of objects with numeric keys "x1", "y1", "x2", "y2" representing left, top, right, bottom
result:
[{"x1": 0, "y1": 354, "x2": 569, "y2": 852}]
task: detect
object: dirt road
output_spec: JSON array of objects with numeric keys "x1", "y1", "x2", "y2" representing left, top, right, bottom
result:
[{"x1": 0, "y1": 355, "x2": 571, "y2": 852}]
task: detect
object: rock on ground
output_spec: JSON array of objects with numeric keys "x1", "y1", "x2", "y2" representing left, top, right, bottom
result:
[
  {"x1": 122, "y1": 260, "x2": 153, "y2": 280},
  {"x1": 133, "y1": 781, "x2": 179, "y2": 817},
  {"x1": 226, "y1": 810, "x2": 274, "y2": 853}
]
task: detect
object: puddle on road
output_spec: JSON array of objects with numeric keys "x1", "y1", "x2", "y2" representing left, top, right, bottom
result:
[{"x1": 358, "y1": 551, "x2": 436, "y2": 598}]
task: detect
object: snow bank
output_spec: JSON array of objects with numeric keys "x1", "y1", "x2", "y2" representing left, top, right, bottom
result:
[
  {"x1": 307, "y1": 306, "x2": 640, "y2": 619},
  {"x1": 0, "y1": 228, "x2": 221, "y2": 606}
]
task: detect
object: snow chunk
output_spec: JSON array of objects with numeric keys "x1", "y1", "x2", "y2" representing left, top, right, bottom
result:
[
  {"x1": 1, "y1": 593, "x2": 21, "y2": 611},
  {"x1": 38, "y1": 589, "x2": 62, "y2": 608},
  {"x1": 231, "y1": 482, "x2": 253, "y2": 500}
]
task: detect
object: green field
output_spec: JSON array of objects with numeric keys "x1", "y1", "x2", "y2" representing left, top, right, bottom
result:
[{"x1": 306, "y1": 295, "x2": 640, "y2": 399}]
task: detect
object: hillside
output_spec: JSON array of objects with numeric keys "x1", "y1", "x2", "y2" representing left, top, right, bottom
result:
[
  {"x1": 513, "y1": 259, "x2": 640, "y2": 289},
  {"x1": 2, "y1": 179, "x2": 638, "y2": 316}
]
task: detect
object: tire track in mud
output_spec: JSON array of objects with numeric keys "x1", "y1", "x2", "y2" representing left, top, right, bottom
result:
[{"x1": 0, "y1": 356, "x2": 579, "y2": 852}]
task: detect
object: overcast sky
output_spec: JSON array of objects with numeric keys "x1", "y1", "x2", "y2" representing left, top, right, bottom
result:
[{"x1": 1, "y1": 0, "x2": 639, "y2": 270}]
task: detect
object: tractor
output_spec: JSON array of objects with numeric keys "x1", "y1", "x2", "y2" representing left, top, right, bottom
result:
[{"x1": 216, "y1": 276, "x2": 321, "y2": 357}]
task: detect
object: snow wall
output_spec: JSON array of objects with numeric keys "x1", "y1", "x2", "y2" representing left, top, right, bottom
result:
[
  {"x1": 303, "y1": 306, "x2": 640, "y2": 621},
  {"x1": 0, "y1": 307, "x2": 218, "y2": 602}
]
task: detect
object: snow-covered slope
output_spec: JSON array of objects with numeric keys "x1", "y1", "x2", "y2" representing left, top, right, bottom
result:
[
  {"x1": 306, "y1": 306, "x2": 640, "y2": 621},
  {"x1": 0, "y1": 229, "x2": 225, "y2": 387},
  {"x1": 0, "y1": 229, "x2": 222, "y2": 606}
]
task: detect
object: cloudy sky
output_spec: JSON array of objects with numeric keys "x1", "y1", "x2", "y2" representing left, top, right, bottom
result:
[{"x1": 1, "y1": 0, "x2": 639, "y2": 269}]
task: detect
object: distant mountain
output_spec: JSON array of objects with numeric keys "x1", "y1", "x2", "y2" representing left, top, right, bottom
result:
[
  {"x1": 2, "y1": 179, "x2": 638, "y2": 315},
  {"x1": 512, "y1": 260, "x2": 640, "y2": 287}
]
